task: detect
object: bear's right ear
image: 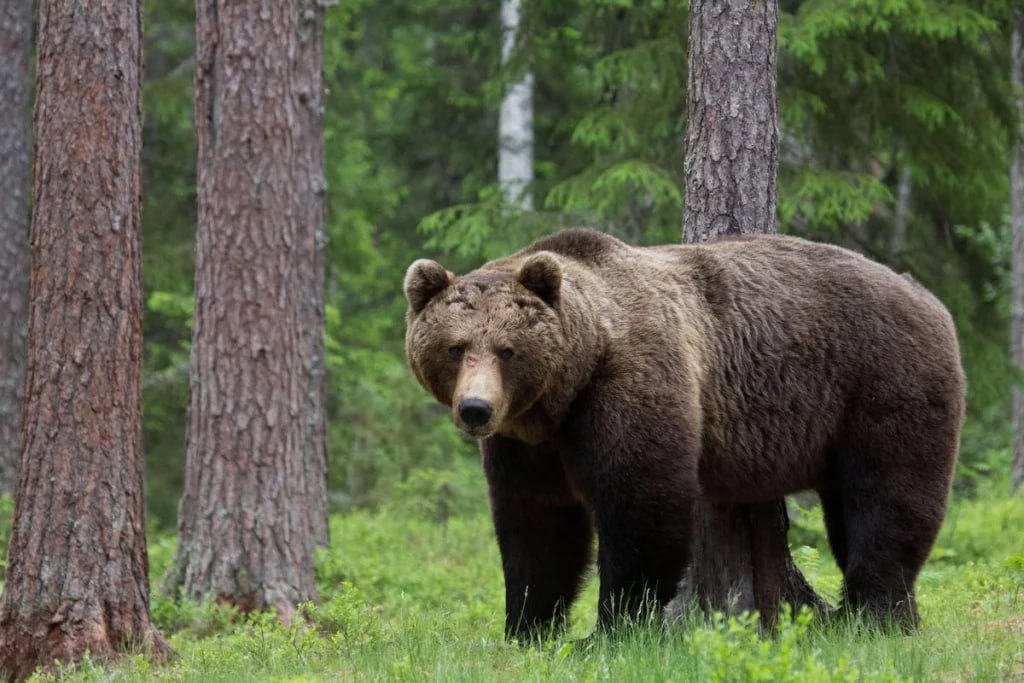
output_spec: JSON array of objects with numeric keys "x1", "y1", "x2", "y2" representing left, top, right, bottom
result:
[
  {"x1": 518, "y1": 252, "x2": 562, "y2": 306},
  {"x1": 404, "y1": 259, "x2": 452, "y2": 314}
]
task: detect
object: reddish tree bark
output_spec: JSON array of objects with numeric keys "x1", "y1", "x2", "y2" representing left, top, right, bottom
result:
[
  {"x1": 169, "y1": 0, "x2": 328, "y2": 618},
  {"x1": 0, "y1": 0, "x2": 32, "y2": 494},
  {"x1": 0, "y1": 0, "x2": 171, "y2": 678},
  {"x1": 672, "y1": 0, "x2": 830, "y2": 627}
]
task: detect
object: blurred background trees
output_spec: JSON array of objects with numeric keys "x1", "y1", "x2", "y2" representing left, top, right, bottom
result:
[{"x1": 138, "y1": 0, "x2": 1020, "y2": 530}]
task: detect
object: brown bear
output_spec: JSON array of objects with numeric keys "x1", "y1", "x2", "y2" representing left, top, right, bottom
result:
[{"x1": 403, "y1": 228, "x2": 964, "y2": 639}]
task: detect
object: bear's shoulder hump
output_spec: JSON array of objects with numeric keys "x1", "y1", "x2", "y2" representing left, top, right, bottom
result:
[{"x1": 522, "y1": 228, "x2": 623, "y2": 263}]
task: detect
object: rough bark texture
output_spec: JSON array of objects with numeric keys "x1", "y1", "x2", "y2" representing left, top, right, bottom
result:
[
  {"x1": 498, "y1": 0, "x2": 534, "y2": 210},
  {"x1": 674, "y1": 0, "x2": 830, "y2": 628},
  {"x1": 683, "y1": 0, "x2": 778, "y2": 244},
  {"x1": 0, "y1": 0, "x2": 32, "y2": 495},
  {"x1": 171, "y1": 0, "x2": 328, "y2": 618},
  {"x1": 0, "y1": 1, "x2": 171, "y2": 678},
  {"x1": 1011, "y1": 10, "x2": 1024, "y2": 494}
]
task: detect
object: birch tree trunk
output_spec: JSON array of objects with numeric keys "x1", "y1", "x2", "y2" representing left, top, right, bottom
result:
[
  {"x1": 498, "y1": 0, "x2": 534, "y2": 210},
  {"x1": 169, "y1": 0, "x2": 328, "y2": 618},
  {"x1": 891, "y1": 165, "x2": 913, "y2": 262},
  {"x1": 0, "y1": 0, "x2": 171, "y2": 676},
  {"x1": 672, "y1": 0, "x2": 830, "y2": 627},
  {"x1": 0, "y1": 0, "x2": 32, "y2": 495},
  {"x1": 1011, "y1": 9, "x2": 1024, "y2": 494}
]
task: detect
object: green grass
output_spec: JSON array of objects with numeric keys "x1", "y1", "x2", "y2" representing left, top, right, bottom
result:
[{"x1": 25, "y1": 466, "x2": 1024, "y2": 682}]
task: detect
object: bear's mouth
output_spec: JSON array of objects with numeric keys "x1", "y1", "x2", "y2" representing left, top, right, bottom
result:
[{"x1": 462, "y1": 425, "x2": 495, "y2": 440}]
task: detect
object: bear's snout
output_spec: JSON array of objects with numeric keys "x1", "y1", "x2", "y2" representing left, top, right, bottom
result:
[{"x1": 458, "y1": 398, "x2": 493, "y2": 429}]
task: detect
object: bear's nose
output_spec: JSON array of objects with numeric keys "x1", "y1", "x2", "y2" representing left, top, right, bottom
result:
[{"x1": 458, "y1": 398, "x2": 493, "y2": 428}]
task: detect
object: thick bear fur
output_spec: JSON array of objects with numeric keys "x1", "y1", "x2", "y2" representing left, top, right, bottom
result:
[{"x1": 403, "y1": 228, "x2": 964, "y2": 638}]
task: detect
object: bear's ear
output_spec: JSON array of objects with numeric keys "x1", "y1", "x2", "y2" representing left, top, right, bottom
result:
[
  {"x1": 518, "y1": 252, "x2": 562, "y2": 306},
  {"x1": 404, "y1": 259, "x2": 452, "y2": 314}
]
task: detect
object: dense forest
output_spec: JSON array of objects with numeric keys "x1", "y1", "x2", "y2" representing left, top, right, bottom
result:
[
  {"x1": 0, "y1": 0, "x2": 1022, "y2": 680},
  {"x1": 135, "y1": 0, "x2": 1020, "y2": 523}
]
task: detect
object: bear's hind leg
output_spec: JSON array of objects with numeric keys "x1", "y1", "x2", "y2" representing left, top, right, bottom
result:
[
  {"x1": 818, "y1": 488, "x2": 848, "y2": 572},
  {"x1": 483, "y1": 436, "x2": 594, "y2": 641},
  {"x1": 834, "y1": 409, "x2": 957, "y2": 630}
]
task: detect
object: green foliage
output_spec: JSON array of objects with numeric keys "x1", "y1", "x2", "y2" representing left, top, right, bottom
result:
[
  {"x1": 0, "y1": 494, "x2": 11, "y2": 581},
  {"x1": 140, "y1": 0, "x2": 197, "y2": 528},
  {"x1": 686, "y1": 610, "x2": 868, "y2": 682},
  {"x1": 136, "y1": 0, "x2": 1020, "y2": 527},
  {"x1": 935, "y1": 490, "x2": 1024, "y2": 564}
]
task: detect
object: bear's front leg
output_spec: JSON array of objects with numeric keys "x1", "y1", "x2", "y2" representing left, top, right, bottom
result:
[
  {"x1": 482, "y1": 436, "x2": 594, "y2": 641},
  {"x1": 590, "y1": 476, "x2": 694, "y2": 630},
  {"x1": 561, "y1": 381, "x2": 700, "y2": 631}
]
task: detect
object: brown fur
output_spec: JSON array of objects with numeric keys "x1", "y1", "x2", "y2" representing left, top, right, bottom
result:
[{"x1": 404, "y1": 228, "x2": 964, "y2": 638}]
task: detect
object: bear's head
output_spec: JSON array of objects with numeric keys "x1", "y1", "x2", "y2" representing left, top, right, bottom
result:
[{"x1": 403, "y1": 252, "x2": 566, "y2": 440}]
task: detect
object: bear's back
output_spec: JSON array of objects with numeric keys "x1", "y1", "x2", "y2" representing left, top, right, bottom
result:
[{"x1": 665, "y1": 235, "x2": 961, "y2": 497}]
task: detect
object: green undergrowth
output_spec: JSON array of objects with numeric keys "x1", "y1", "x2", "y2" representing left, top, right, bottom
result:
[{"x1": 20, "y1": 468, "x2": 1024, "y2": 681}]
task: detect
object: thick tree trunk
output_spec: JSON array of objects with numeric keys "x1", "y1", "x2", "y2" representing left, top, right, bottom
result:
[
  {"x1": 0, "y1": 1, "x2": 171, "y2": 677},
  {"x1": 170, "y1": 0, "x2": 328, "y2": 618},
  {"x1": 0, "y1": 0, "x2": 32, "y2": 495},
  {"x1": 683, "y1": 0, "x2": 777, "y2": 243},
  {"x1": 674, "y1": 0, "x2": 830, "y2": 628},
  {"x1": 1011, "y1": 10, "x2": 1024, "y2": 494},
  {"x1": 498, "y1": 0, "x2": 534, "y2": 210}
]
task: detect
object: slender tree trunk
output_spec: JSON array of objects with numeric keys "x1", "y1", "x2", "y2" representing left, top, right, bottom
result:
[
  {"x1": 1011, "y1": 9, "x2": 1024, "y2": 494},
  {"x1": 498, "y1": 0, "x2": 534, "y2": 210},
  {"x1": 170, "y1": 0, "x2": 328, "y2": 618},
  {"x1": 0, "y1": 1, "x2": 170, "y2": 677},
  {"x1": 891, "y1": 164, "x2": 913, "y2": 261},
  {"x1": 673, "y1": 0, "x2": 830, "y2": 628},
  {"x1": 0, "y1": 0, "x2": 33, "y2": 495}
]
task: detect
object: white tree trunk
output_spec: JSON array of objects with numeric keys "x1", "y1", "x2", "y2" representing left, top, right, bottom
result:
[
  {"x1": 891, "y1": 164, "x2": 912, "y2": 260},
  {"x1": 1011, "y1": 11, "x2": 1024, "y2": 494},
  {"x1": 498, "y1": 0, "x2": 533, "y2": 210}
]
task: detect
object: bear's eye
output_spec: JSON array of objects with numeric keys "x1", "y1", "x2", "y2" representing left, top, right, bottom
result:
[
  {"x1": 448, "y1": 346, "x2": 465, "y2": 360},
  {"x1": 498, "y1": 348, "x2": 515, "y2": 361}
]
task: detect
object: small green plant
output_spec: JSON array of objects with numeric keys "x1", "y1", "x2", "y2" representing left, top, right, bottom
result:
[
  {"x1": 686, "y1": 609, "x2": 868, "y2": 683},
  {"x1": 0, "y1": 494, "x2": 12, "y2": 580},
  {"x1": 303, "y1": 582, "x2": 385, "y2": 652},
  {"x1": 150, "y1": 590, "x2": 239, "y2": 638}
]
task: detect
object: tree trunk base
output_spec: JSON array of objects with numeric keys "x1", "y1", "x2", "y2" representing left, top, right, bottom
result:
[
  {"x1": 0, "y1": 619, "x2": 172, "y2": 681},
  {"x1": 665, "y1": 500, "x2": 834, "y2": 630}
]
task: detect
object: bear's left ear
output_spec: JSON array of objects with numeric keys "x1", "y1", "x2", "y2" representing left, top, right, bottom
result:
[
  {"x1": 518, "y1": 252, "x2": 562, "y2": 306},
  {"x1": 404, "y1": 259, "x2": 452, "y2": 314}
]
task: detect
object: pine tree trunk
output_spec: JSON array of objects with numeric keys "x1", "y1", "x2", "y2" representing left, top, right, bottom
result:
[
  {"x1": 0, "y1": 0, "x2": 32, "y2": 495},
  {"x1": 498, "y1": 0, "x2": 534, "y2": 210},
  {"x1": 0, "y1": 1, "x2": 171, "y2": 677},
  {"x1": 683, "y1": 0, "x2": 777, "y2": 243},
  {"x1": 170, "y1": 0, "x2": 328, "y2": 618},
  {"x1": 1011, "y1": 9, "x2": 1024, "y2": 495},
  {"x1": 673, "y1": 0, "x2": 831, "y2": 627}
]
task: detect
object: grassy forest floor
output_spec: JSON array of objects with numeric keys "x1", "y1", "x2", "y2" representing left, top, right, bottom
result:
[{"x1": 19, "y1": 459, "x2": 1024, "y2": 682}]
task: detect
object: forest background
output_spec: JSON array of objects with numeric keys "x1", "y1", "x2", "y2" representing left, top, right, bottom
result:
[
  {"x1": 0, "y1": 0, "x2": 1022, "y2": 680},
  {"x1": 137, "y1": 0, "x2": 1018, "y2": 525}
]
